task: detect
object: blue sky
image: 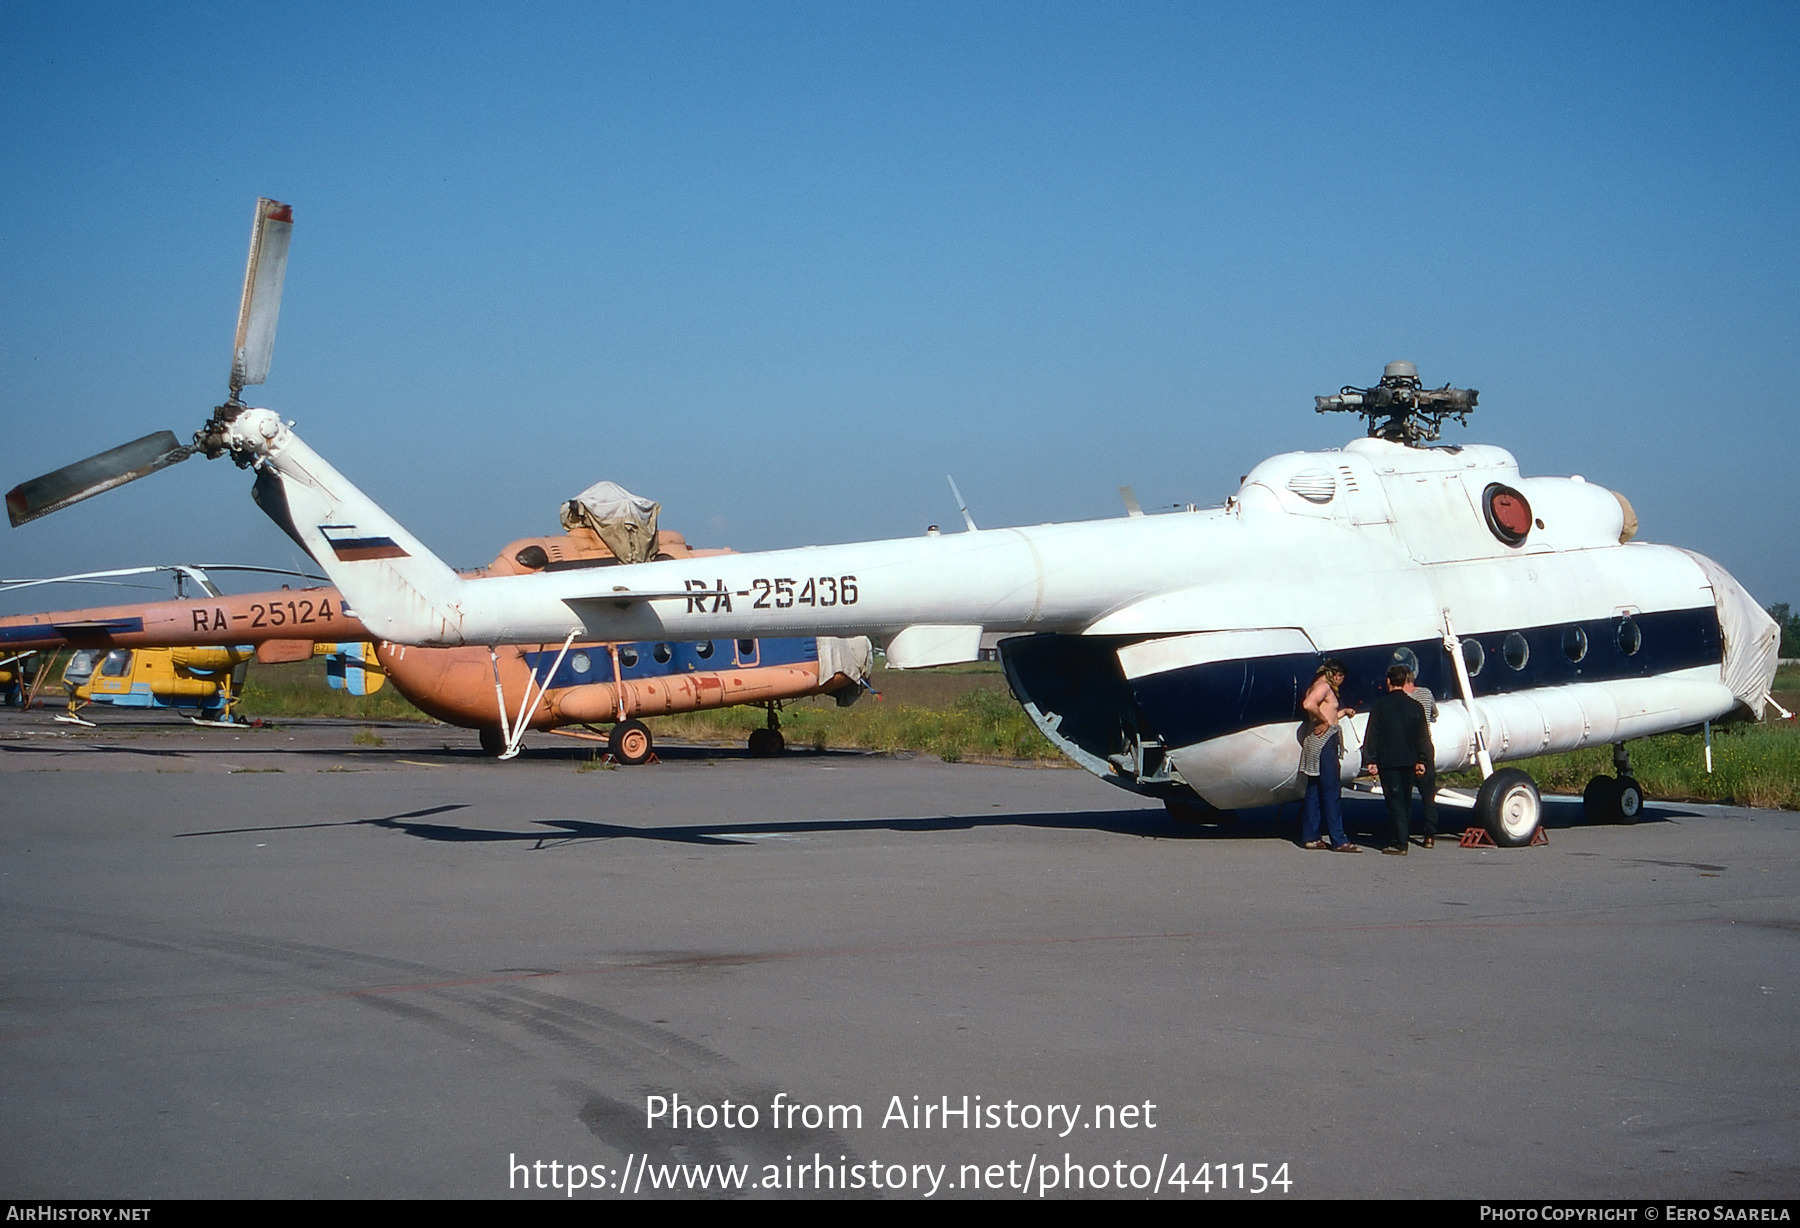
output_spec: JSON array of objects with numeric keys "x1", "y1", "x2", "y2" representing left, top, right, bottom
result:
[{"x1": 2, "y1": 2, "x2": 1795, "y2": 611}]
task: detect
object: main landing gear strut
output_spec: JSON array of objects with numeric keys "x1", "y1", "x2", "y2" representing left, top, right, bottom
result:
[{"x1": 478, "y1": 718, "x2": 657, "y2": 765}]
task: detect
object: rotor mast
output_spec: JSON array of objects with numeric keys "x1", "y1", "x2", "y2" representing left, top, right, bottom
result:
[{"x1": 1315, "y1": 360, "x2": 1478, "y2": 445}]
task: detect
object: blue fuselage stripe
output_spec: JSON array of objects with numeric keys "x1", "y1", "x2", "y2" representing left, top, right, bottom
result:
[
  {"x1": 0, "y1": 617, "x2": 146, "y2": 644},
  {"x1": 519, "y1": 636, "x2": 820, "y2": 690},
  {"x1": 1127, "y1": 606, "x2": 1720, "y2": 751}
]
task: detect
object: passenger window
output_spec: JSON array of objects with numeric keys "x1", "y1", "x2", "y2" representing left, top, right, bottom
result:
[
  {"x1": 1504, "y1": 632, "x2": 1529, "y2": 671},
  {"x1": 695, "y1": 641, "x2": 714, "y2": 659},
  {"x1": 1390, "y1": 646, "x2": 1420, "y2": 676},
  {"x1": 1461, "y1": 640, "x2": 1484, "y2": 677},
  {"x1": 1562, "y1": 626, "x2": 1587, "y2": 663},
  {"x1": 619, "y1": 647, "x2": 639, "y2": 668},
  {"x1": 737, "y1": 639, "x2": 756, "y2": 657},
  {"x1": 653, "y1": 643, "x2": 672, "y2": 664},
  {"x1": 1617, "y1": 618, "x2": 1641, "y2": 656},
  {"x1": 101, "y1": 650, "x2": 133, "y2": 677}
]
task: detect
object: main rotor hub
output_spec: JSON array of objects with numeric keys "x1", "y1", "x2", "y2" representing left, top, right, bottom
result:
[{"x1": 1315, "y1": 361, "x2": 1478, "y2": 445}]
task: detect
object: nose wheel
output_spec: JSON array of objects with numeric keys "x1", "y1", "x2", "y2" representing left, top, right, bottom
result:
[
  {"x1": 1582, "y1": 775, "x2": 1643, "y2": 823},
  {"x1": 748, "y1": 706, "x2": 786, "y2": 757},
  {"x1": 1583, "y1": 741, "x2": 1644, "y2": 824}
]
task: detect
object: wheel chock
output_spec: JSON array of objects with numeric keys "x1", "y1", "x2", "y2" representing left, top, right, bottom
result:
[{"x1": 1457, "y1": 826, "x2": 1549, "y2": 848}]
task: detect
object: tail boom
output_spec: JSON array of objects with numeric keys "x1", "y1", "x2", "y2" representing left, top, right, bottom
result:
[{"x1": 229, "y1": 409, "x2": 472, "y2": 646}]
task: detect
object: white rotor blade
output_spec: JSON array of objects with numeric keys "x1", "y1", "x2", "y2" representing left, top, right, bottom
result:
[
  {"x1": 231, "y1": 198, "x2": 293, "y2": 393},
  {"x1": 1, "y1": 562, "x2": 324, "y2": 594}
]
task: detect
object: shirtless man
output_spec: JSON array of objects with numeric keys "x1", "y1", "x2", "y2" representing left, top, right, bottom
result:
[{"x1": 1298, "y1": 659, "x2": 1358, "y2": 851}]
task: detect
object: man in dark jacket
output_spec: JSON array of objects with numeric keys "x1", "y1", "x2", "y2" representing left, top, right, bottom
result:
[{"x1": 1360, "y1": 664, "x2": 1435, "y2": 855}]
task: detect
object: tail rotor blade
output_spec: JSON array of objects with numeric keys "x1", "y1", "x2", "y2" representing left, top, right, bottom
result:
[
  {"x1": 6, "y1": 431, "x2": 192, "y2": 527},
  {"x1": 230, "y1": 198, "x2": 293, "y2": 394}
]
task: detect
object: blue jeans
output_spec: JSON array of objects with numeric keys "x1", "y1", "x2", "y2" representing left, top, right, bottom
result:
[{"x1": 1300, "y1": 731, "x2": 1347, "y2": 847}]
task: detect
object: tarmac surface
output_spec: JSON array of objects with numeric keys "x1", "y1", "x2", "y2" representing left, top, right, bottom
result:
[{"x1": 1, "y1": 711, "x2": 1796, "y2": 1200}]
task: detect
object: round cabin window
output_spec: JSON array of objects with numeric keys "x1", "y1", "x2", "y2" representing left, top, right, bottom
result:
[
  {"x1": 1504, "y1": 631, "x2": 1530, "y2": 671},
  {"x1": 1483, "y1": 483, "x2": 1533, "y2": 546},
  {"x1": 1562, "y1": 626, "x2": 1588, "y2": 663},
  {"x1": 570, "y1": 652, "x2": 591, "y2": 674},
  {"x1": 653, "y1": 643, "x2": 672, "y2": 664},
  {"x1": 695, "y1": 641, "x2": 714, "y2": 659},
  {"x1": 618, "y1": 646, "x2": 639, "y2": 667},
  {"x1": 737, "y1": 639, "x2": 757, "y2": 657},
  {"x1": 1617, "y1": 618, "x2": 1642, "y2": 656},
  {"x1": 1390, "y1": 646, "x2": 1420, "y2": 676},
  {"x1": 1461, "y1": 640, "x2": 1485, "y2": 676}
]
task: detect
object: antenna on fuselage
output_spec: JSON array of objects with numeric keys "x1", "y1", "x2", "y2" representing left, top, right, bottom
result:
[
  {"x1": 1315, "y1": 360, "x2": 1478, "y2": 445},
  {"x1": 946, "y1": 476, "x2": 978, "y2": 532}
]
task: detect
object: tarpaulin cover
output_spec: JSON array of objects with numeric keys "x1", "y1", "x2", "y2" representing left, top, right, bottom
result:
[
  {"x1": 1678, "y1": 549, "x2": 1781, "y2": 718},
  {"x1": 816, "y1": 636, "x2": 873, "y2": 687},
  {"x1": 561, "y1": 481, "x2": 661, "y2": 565}
]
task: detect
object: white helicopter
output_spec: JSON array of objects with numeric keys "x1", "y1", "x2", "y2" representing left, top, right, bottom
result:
[{"x1": 8, "y1": 200, "x2": 1783, "y2": 846}]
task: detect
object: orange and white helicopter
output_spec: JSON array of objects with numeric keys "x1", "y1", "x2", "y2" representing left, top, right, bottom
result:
[
  {"x1": 1, "y1": 564, "x2": 329, "y2": 725},
  {"x1": 1, "y1": 518, "x2": 871, "y2": 759},
  {"x1": 7, "y1": 200, "x2": 1783, "y2": 843}
]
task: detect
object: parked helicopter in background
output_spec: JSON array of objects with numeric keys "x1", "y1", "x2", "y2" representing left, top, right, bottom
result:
[
  {"x1": 2, "y1": 563, "x2": 344, "y2": 726},
  {"x1": 0, "y1": 515, "x2": 871, "y2": 759},
  {"x1": 1, "y1": 650, "x2": 36, "y2": 707},
  {"x1": 6, "y1": 199, "x2": 1781, "y2": 843},
  {"x1": 58, "y1": 642, "x2": 255, "y2": 725}
]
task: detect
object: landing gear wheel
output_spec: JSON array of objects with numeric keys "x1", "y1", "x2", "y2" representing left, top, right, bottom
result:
[
  {"x1": 1582, "y1": 774, "x2": 1643, "y2": 824},
  {"x1": 1476, "y1": 768, "x2": 1542, "y2": 847},
  {"x1": 1615, "y1": 776, "x2": 1643, "y2": 824},
  {"x1": 478, "y1": 727, "x2": 505, "y2": 757},
  {"x1": 608, "y1": 718, "x2": 653, "y2": 766},
  {"x1": 1583, "y1": 775, "x2": 1620, "y2": 823},
  {"x1": 747, "y1": 727, "x2": 786, "y2": 757}
]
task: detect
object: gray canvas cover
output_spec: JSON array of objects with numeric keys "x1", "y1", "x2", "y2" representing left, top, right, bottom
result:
[
  {"x1": 816, "y1": 636, "x2": 873, "y2": 687},
  {"x1": 561, "y1": 481, "x2": 661, "y2": 565},
  {"x1": 1678, "y1": 549, "x2": 1781, "y2": 717}
]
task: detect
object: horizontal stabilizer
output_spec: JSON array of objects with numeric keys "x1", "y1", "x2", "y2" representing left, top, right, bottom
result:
[{"x1": 885, "y1": 624, "x2": 984, "y2": 669}]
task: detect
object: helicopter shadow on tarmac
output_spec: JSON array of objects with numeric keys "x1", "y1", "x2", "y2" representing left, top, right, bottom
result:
[{"x1": 171, "y1": 792, "x2": 1700, "y2": 851}]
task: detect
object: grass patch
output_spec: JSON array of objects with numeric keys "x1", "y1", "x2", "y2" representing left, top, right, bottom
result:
[
  {"x1": 352, "y1": 726, "x2": 386, "y2": 747},
  {"x1": 236, "y1": 658, "x2": 431, "y2": 722},
  {"x1": 648, "y1": 679, "x2": 1061, "y2": 762},
  {"x1": 1444, "y1": 719, "x2": 1800, "y2": 810}
]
